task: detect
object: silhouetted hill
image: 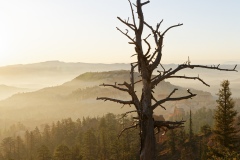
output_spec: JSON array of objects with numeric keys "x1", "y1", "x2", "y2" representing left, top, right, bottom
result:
[
  {"x1": 0, "y1": 61, "x2": 130, "y2": 89},
  {"x1": 0, "y1": 70, "x2": 215, "y2": 128},
  {"x1": 0, "y1": 61, "x2": 238, "y2": 98},
  {"x1": 0, "y1": 84, "x2": 31, "y2": 100}
]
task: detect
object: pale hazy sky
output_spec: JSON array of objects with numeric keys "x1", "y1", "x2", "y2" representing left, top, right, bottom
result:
[{"x1": 0, "y1": 0, "x2": 240, "y2": 66}]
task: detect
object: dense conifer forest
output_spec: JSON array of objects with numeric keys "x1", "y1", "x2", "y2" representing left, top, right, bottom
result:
[
  {"x1": 0, "y1": 113, "x2": 140, "y2": 160},
  {"x1": 0, "y1": 106, "x2": 239, "y2": 160}
]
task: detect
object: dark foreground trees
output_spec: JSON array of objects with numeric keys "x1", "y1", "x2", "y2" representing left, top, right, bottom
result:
[
  {"x1": 0, "y1": 114, "x2": 139, "y2": 160},
  {"x1": 97, "y1": 0, "x2": 237, "y2": 159},
  {"x1": 215, "y1": 80, "x2": 238, "y2": 149},
  {"x1": 208, "y1": 80, "x2": 239, "y2": 159},
  {"x1": 0, "y1": 111, "x2": 239, "y2": 159}
]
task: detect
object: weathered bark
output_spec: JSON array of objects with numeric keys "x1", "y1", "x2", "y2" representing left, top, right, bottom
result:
[
  {"x1": 140, "y1": 70, "x2": 156, "y2": 159},
  {"x1": 140, "y1": 115, "x2": 156, "y2": 159}
]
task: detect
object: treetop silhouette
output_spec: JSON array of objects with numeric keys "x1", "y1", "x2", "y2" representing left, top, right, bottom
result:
[{"x1": 97, "y1": 0, "x2": 237, "y2": 159}]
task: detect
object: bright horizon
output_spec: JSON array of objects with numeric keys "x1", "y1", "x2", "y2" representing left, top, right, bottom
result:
[{"x1": 0, "y1": 0, "x2": 240, "y2": 66}]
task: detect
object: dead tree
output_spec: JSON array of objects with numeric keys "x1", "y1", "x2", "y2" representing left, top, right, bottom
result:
[{"x1": 97, "y1": 0, "x2": 237, "y2": 159}]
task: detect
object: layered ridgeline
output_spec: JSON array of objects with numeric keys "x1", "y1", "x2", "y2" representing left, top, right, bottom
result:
[
  {"x1": 0, "y1": 61, "x2": 239, "y2": 97},
  {"x1": 0, "y1": 85, "x2": 31, "y2": 100},
  {"x1": 0, "y1": 61, "x2": 130, "y2": 90},
  {"x1": 0, "y1": 70, "x2": 215, "y2": 129}
]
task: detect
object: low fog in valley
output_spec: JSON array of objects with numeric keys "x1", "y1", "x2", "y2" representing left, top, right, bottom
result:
[{"x1": 0, "y1": 61, "x2": 239, "y2": 132}]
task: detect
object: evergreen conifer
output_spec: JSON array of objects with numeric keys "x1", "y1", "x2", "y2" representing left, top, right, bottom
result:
[{"x1": 214, "y1": 80, "x2": 238, "y2": 149}]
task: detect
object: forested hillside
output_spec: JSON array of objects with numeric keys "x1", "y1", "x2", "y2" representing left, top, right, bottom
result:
[
  {"x1": 0, "y1": 114, "x2": 139, "y2": 160},
  {"x1": 0, "y1": 71, "x2": 215, "y2": 129},
  {"x1": 1, "y1": 110, "x2": 239, "y2": 160},
  {"x1": 0, "y1": 61, "x2": 238, "y2": 97}
]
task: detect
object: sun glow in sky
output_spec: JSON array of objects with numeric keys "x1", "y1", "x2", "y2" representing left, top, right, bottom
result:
[{"x1": 0, "y1": 0, "x2": 240, "y2": 66}]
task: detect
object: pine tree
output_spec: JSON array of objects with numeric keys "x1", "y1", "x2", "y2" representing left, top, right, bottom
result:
[
  {"x1": 37, "y1": 145, "x2": 51, "y2": 160},
  {"x1": 183, "y1": 109, "x2": 196, "y2": 159},
  {"x1": 71, "y1": 145, "x2": 82, "y2": 160},
  {"x1": 214, "y1": 80, "x2": 238, "y2": 149},
  {"x1": 199, "y1": 125, "x2": 211, "y2": 160},
  {"x1": 200, "y1": 124, "x2": 211, "y2": 136},
  {"x1": 43, "y1": 124, "x2": 51, "y2": 145},
  {"x1": 1, "y1": 137, "x2": 14, "y2": 159},
  {"x1": 189, "y1": 109, "x2": 193, "y2": 141},
  {"x1": 15, "y1": 136, "x2": 26, "y2": 160},
  {"x1": 54, "y1": 145, "x2": 71, "y2": 160},
  {"x1": 81, "y1": 129, "x2": 97, "y2": 160},
  {"x1": 98, "y1": 117, "x2": 107, "y2": 159},
  {"x1": 168, "y1": 130, "x2": 176, "y2": 155}
]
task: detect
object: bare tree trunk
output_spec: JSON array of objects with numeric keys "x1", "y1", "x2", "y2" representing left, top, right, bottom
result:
[
  {"x1": 140, "y1": 117, "x2": 156, "y2": 159},
  {"x1": 140, "y1": 70, "x2": 156, "y2": 159}
]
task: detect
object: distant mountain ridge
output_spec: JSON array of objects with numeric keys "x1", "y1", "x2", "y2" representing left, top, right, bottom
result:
[
  {"x1": 0, "y1": 70, "x2": 215, "y2": 129},
  {"x1": 0, "y1": 60, "x2": 239, "y2": 98},
  {"x1": 0, "y1": 61, "x2": 130, "y2": 89},
  {"x1": 0, "y1": 84, "x2": 31, "y2": 100},
  {"x1": 0, "y1": 60, "x2": 238, "y2": 78},
  {"x1": 0, "y1": 61, "x2": 240, "y2": 89}
]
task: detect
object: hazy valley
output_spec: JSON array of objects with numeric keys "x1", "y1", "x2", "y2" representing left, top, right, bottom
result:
[
  {"x1": 0, "y1": 61, "x2": 239, "y2": 130},
  {"x1": 0, "y1": 61, "x2": 239, "y2": 97}
]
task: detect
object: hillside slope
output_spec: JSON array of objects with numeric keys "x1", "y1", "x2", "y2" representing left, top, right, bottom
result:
[
  {"x1": 0, "y1": 70, "x2": 215, "y2": 128},
  {"x1": 0, "y1": 85, "x2": 31, "y2": 100},
  {"x1": 0, "y1": 61, "x2": 238, "y2": 97}
]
